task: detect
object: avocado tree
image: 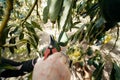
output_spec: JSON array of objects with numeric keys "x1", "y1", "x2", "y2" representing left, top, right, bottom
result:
[{"x1": 0, "y1": 0, "x2": 120, "y2": 80}]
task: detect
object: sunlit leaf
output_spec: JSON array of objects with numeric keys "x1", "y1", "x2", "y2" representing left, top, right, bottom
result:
[
  {"x1": 58, "y1": 0, "x2": 73, "y2": 30},
  {"x1": 58, "y1": 31, "x2": 68, "y2": 46}
]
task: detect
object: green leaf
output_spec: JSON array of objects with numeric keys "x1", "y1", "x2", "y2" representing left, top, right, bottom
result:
[
  {"x1": 33, "y1": 34, "x2": 39, "y2": 46},
  {"x1": 70, "y1": 29, "x2": 83, "y2": 43},
  {"x1": 74, "y1": 31, "x2": 81, "y2": 42},
  {"x1": 28, "y1": 72, "x2": 33, "y2": 80},
  {"x1": 88, "y1": 58, "x2": 94, "y2": 66},
  {"x1": 41, "y1": 47, "x2": 46, "y2": 56},
  {"x1": 27, "y1": 42, "x2": 31, "y2": 54},
  {"x1": 79, "y1": 61, "x2": 84, "y2": 67},
  {"x1": 94, "y1": 17, "x2": 105, "y2": 28},
  {"x1": 85, "y1": 3, "x2": 99, "y2": 20},
  {"x1": 69, "y1": 34, "x2": 75, "y2": 42},
  {"x1": 43, "y1": 6, "x2": 49, "y2": 24},
  {"x1": 31, "y1": 21, "x2": 43, "y2": 31},
  {"x1": 9, "y1": 37, "x2": 17, "y2": 53},
  {"x1": 77, "y1": 0, "x2": 86, "y2": 14},
  {"x1": 86, "y1": 16, "x2": 105, "y2": 43},
  {"x1": 58, "y1": 0, "x2": 73, "y2": 30},
  {"x1": 0, "y1": 64, "x2": 17, "y2": 70},
  {"x1": 93, "y1": 60, "x2": 100, "y2": 68},
  {"x1": 64, "y1": 14, "x2": 73, "y2": 31},
  {"x1": 25, "y1": 22, "x2": 36, "y2": 34},
  {"x1": 19, "y1": 32, "x2": 24, "y2": 40},
  {"x1": 9, "y1": 27, "x2": 19, "y2": 36},
  {"x1": 1, "y1": 26, "x2": 11, "y2": 45},
  {"x1": 55, "y1": 43, "x2": 61, "y2": 52},
  {"x1": 9, "y1": 47, "x2": 14, "y2": 53},
  {"x1": 110, "y1": 62, "x2": 120, "y2": 80},
  {"x1": 28, "y1": 34, "x2": 38, "y2": 49},
  {"x1": 58, "y1": 31, "x2": 68, "y2": 46},
  {"x1": 9, "y1": 37, "x2": 16, "y2": 44},
  {"x1": 92, "y1": 63, "x2": 104, "y2": 80},
  {"x1": 86, "y1": 47, "x2": 93, "y2": 56}
]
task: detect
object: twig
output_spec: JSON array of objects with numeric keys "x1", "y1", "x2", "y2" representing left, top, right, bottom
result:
[
  {"x1": 22, "y1": 0, "x2": 38, "y2": 25},
  {"x1": 36, "y1": 1, "x2": 41, "y2": 21}
]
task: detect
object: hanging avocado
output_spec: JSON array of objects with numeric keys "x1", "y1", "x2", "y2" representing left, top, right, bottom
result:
[{"x1": 58, "y1": 31, "x2": 68, "y2": 47}]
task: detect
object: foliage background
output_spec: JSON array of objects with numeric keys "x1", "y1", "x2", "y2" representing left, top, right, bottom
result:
[{"x1": 0, "y1": 0, "x2": 120, "y2": 80}]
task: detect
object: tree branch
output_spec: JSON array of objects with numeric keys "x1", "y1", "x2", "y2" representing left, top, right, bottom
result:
[
  {"x1": 36, "y1": 1, "x2": 41, "y2": 21},
  {"x1": 0, "y1": 0, "x2": 13, "y2": 59},
  {"x1": 0, "y1": 0, "x2": 13, "y2": 46},
  {"x1": 22, "y1": 0, "x2": 38, "y2": 25}
]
